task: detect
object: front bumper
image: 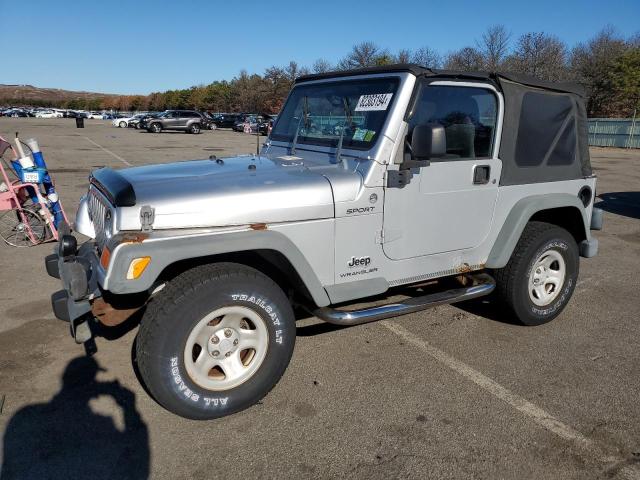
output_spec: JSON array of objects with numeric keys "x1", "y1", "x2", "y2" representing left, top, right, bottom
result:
[{"x1": 46, "y1": 241, "x2": 102, "y2": 343}]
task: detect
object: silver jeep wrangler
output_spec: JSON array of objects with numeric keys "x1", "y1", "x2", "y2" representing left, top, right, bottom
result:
[{"x1": 47, "y1": 65, "x2": 602, "y2": 419}]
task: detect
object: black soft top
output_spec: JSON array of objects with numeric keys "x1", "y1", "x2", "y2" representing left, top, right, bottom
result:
[
  {"x1": 297, "y1": 63, "x2": 591, "y2": 185},
  {"x1": 297, "y1": 64, "x2": 585, "y2": 96}
]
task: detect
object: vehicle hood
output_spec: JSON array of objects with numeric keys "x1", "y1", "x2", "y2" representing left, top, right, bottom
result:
[{"x1": 113, "y1": 154, "x2": 359, "y2": 230}]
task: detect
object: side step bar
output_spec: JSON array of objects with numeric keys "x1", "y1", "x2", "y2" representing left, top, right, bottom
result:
[{"x1": 314, "y1": 273, "x2": 495, "y2": 326}]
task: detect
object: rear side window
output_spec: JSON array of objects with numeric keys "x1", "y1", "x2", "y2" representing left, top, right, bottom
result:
[
  {"x1": 515, "y1": 92, "x2": 575, "y2": 167},
  {"x1": 408, "y1": 84, "x2": 498, "y2": 159}
]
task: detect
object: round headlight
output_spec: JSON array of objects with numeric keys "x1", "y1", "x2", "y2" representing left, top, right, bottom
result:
[{"x1": 104, "y1": 210, "x2": 114, "y2": 240}]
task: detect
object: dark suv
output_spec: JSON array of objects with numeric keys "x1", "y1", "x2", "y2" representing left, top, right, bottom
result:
[
  {"x1": 143, "y1": 110, "x2": 210, "y2": 134},
  {"x1": 211, "y1": 113, "x2": 241, "y2": 128}
]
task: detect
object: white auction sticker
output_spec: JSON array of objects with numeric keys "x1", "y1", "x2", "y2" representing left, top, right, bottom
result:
[
  {"x1": 355, "y1": 93, "x2": 393, "y2": 111},
  {"x1": 23, "y1": 172, "x2": 40, "y2": 183}
]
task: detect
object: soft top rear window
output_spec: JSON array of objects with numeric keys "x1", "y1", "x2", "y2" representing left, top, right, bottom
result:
[{"x1": 515, "y1": 92, "x2": 575, "y2": 167}]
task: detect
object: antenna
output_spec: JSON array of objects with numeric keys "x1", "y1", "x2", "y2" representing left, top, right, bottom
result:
[{"x1": 256, "y1": 120, "x2": 260, "y2": 156}]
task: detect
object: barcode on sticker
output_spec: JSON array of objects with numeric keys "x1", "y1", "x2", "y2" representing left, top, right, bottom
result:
[{"x1": 355, "y1": 93, "x2": 393, "y2": 111}]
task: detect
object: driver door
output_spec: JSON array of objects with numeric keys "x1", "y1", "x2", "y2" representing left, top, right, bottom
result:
[{"x1": 382, "y1": 82, "x2": 502, "y2": 260}]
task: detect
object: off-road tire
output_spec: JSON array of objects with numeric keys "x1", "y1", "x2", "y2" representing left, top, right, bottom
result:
[
  {"x1": 136, "y1": 263, "x2": 296, "y2": 420},
  {"x1": 148, "y1": 123, "x2": 162, "y2": 133},
  {"x1": 189, "y1": 123, "x2": 201, "y2": 134},
  {"x1": 492, "y1": 221, "x2": 579, "y2": 326}
]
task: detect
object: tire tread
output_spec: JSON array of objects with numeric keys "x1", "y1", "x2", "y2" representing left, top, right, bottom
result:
[{"x1": 136, "y1": 262, "x2": 290, "y2": 415}]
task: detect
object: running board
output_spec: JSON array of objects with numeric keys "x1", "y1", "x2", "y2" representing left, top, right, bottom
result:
[{"x1": 314, "y1": 273, "x2": 495, "y2": 326}]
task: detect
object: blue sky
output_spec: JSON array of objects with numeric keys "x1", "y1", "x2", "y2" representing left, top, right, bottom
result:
[{"x1": 1, "y1": 0, "x2": 638, "y2": 94}]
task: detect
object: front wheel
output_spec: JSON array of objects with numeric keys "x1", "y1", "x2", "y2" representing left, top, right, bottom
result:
[
  {"x1": 136, "y1": 263, "x2": 296, "y2": 419},
  {"x1": 492, "y1": 221, "x2": 579, "y2": 326},
  {"x1": 119, "y1": 121, "x2": 127, "y2": 128},
  {"x1": 148, "y1": 123, "x2": 162, "y2": 133},
  {"x1": 189, "y1": 123, "x2": 201, "y2": 134}
]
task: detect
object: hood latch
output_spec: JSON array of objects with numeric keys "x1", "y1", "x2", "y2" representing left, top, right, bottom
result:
[{"x1": 140, "y1": 205, "x2": 155, "y2": 232}]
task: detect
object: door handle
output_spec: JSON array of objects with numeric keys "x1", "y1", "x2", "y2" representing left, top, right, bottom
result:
[{"x1": 473, "y1": 165, "x2": 491, "y2": 185}]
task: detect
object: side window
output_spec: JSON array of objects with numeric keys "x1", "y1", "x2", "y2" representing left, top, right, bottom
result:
[{"x1": 408, "y1": 84, "x2": 498, "y2": 160}]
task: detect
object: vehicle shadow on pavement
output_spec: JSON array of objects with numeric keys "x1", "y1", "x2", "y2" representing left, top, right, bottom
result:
[
  {"x1": 454, "y1": 299, "x2": 523, "y2": 326},
  {"x1": 595, "y1": 192, "x2": 640, "y2": 220},
  {"x1": 0, "y1": 356, "x2": 149, "y2": 480}
]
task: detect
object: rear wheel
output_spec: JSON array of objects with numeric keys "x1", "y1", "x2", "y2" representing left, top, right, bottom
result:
[
  {"x1": 136, "y1": 263, "x2": 296, "y2": 419},
  {"x1": 0, "y1": 207, "x2": 47, "y2": 247},
  {"x1": 492, "y1": 221, "x2": 579, "y2": 326}
]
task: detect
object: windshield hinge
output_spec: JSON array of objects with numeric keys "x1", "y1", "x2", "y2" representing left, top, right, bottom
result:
[
  {"x1": 140, "y1": 205, "x2": 155, "y2": 232},
  {"x1": 386, "y1": 170, "x2": 413, "y2": 188}
]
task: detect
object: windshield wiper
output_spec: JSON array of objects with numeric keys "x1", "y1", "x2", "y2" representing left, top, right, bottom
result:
[{"x1": 290, "y1": 96, "x2": 309, "y2": 155}]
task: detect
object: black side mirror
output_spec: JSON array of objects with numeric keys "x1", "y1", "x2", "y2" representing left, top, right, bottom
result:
[{"x1": 411, "y1": 123, "x2": 446, "y2": 160}]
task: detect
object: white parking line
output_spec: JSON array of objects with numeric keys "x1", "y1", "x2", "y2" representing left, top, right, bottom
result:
[
  {"x1": 381, "y1": 320, "x2": 640, "y2": 480},
  {"x1": 83, "y1": 137, "x2": 132, "y2": 166}
]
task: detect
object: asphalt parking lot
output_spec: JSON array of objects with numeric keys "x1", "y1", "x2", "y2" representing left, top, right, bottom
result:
[{"x1": 0, "y1": 118, "x2": 638, "y2": 479}]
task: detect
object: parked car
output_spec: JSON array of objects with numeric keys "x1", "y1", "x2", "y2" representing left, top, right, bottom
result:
[
  {"x1": 203, "y1": 112, "x2": 218, "y2": 130},
  {"x1": 47, "y1": 65, "x2": 601, "y2": 420},
  {"x1": 87, "y1": 112, "x2": 104, "y2": 119},
  {"x1": 9, "y1": 110, "x2": 28, "y2": 118},
  {"x1": 211, "y1": 113, "x2": 241, "y2": 128},
  {"x1": 232, "y1": 114, "x2": 264, "y2": 132},
  {"x1": 142, "y1": 110, "x2": 210, "y2": 134},
  {"x1": 129, "y1": 113, "x2": 159, "y2": 129},
  {"x1": 35, "y1": 110, "x2": 61, "y2": 118},
  {"x1": 258, "y1": 115, "x2": 277, "y2": 136},
  {"x1": 112, "y1": 115, "x2": 137, "y2": 128}
]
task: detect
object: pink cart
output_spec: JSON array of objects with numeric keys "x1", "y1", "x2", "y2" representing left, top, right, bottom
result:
[{"x1": 0, "y1": 135, "x2": 68, "y2": 247}]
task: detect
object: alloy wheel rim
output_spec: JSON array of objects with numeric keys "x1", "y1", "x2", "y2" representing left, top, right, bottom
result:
[{"x1": 528, "y1": 249, "x2": 566, "y2": 306}]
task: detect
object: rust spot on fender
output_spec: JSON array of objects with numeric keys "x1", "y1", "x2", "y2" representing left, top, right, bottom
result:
[
  {"x1": 456, "y1": 263, "x2": 473, "y2": 273},
  {"x1": 121, "y1": 233, "x2": 148, "y2": 243},
  {"x1": 249, "y1": 223, "x2": 268, "y2": 231}
]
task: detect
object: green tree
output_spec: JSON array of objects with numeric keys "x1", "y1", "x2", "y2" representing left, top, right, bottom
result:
[{"x1": 610, "y1": 47, "x2": 640, "y2": 117}]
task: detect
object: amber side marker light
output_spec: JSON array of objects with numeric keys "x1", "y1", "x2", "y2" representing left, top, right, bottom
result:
[
  {"x1": 127, "y1": 256, "x2": 151, "y2": 280},
  {"x1": 100, "y1": 247, "x2": 111, "y2": 269}
]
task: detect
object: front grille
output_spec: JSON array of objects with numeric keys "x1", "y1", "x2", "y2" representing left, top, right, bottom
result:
[{"x1": 87, "y1": 187, "x2": 111, "y2": 250}]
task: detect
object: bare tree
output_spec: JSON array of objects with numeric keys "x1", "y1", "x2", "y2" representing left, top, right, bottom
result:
[
  {"x1": 284, "y1": 61, "x2": 301, "y2": 82},
  {"x1": 412, "y1": 46, "x2": 442, "y2": 68},
  {"x1": 504, "y1": 32, "x2": 569, "y2": 81},
  {"x1": 338, "y1": 41, "x2": 381, "y2": 70},
  {"x1": 395, "y1": 49, "x2": 412, "y2": 64},
  {"x1": 312, "y1": 58, "x2": 333, "y2": 73},
  {"x1": 569, "y1": 27, "x2": 629, "y2": 116},
  {"x1": 444, "y1": 47, "x2": 484, "y2": 71},
  {"x1": 478, "y1": 24, "x2": 511, "y2": 71}
]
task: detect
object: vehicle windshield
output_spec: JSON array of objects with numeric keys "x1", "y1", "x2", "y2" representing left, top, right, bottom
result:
[{"x1": 271, "y1": 77, "x2": 399, "y2": 151}]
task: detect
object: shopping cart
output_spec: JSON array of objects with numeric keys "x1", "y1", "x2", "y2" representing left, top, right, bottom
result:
[{"x1": 0, "y1": 134, "x2": 68, "y2": 247}]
